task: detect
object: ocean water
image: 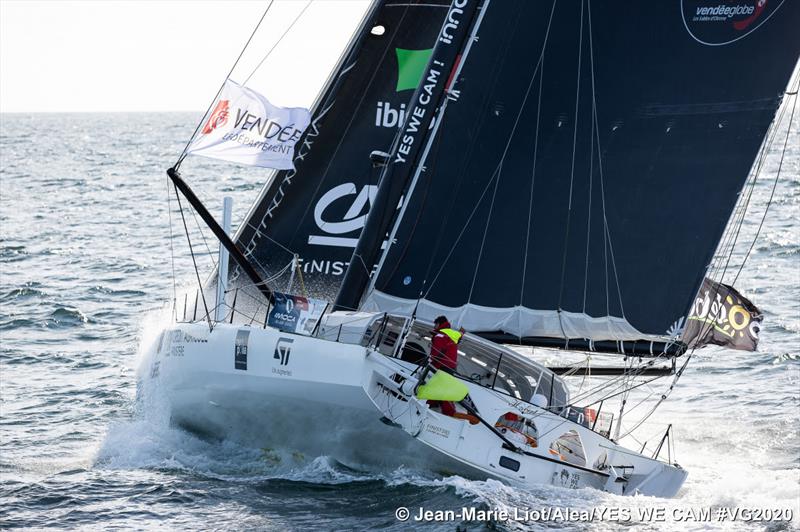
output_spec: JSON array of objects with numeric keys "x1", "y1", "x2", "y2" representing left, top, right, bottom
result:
[{"x1": 0, "y1": 110, "x2": 798, "y2": 531}]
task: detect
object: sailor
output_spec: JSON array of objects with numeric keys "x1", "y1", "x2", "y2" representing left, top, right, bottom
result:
[{"x1": 427, "y1": 316, "x2": 464, "y2": 416}]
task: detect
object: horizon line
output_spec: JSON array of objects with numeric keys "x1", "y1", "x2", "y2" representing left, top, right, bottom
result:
[{"x1": 0, "y1": 109, "x2": 208, "y2": 114}]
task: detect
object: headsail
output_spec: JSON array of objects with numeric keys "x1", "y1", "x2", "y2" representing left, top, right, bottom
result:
[
  {"x1": 231, "y1": 1, "x2": 453, "y2": 300},
  {"x1": 354, "y1": 1, "x2": 799, "y2": 350}
]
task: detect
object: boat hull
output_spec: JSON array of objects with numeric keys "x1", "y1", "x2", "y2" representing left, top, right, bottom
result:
[
  {"x1": 139, "y1": 322, "x2": 687, "y2": 496},
  {"x1": 140, "y1": 322, "x2": 485, "y2": 475}
]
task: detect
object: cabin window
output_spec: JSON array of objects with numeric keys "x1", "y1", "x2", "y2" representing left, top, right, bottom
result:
[
  {"x1": 499, "y1": 456, "x2": 520, "y2": 472},
  {"x1": 495, "y1": 412, "x2": 538, "y2": 448},
  {"x1": 549, "y1": 429, "x2": 586, "y2": 467}
]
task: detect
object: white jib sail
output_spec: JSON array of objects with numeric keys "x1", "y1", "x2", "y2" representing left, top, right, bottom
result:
[{"x1": 187, "y1": 80, "x2": 310, "y2": 170}]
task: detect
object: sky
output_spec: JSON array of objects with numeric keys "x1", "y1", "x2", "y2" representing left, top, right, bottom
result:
[{"x1": 0, "y1": 0, "x2": 370, "y2": 113}]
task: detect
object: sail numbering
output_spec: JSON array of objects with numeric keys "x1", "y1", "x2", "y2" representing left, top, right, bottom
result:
[{"x1": 141, "y1": 0, "x2": 800, "y2": 498}]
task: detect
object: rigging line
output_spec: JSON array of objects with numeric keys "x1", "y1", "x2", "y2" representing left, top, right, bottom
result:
[
  {"x1": 181, "y1": 195, "x2": 291, "y2": 289},
  {"x1": 520, "y1": 51, "x2": 545, "y2": 309},
  {"x1": 563, "y1": 361, "x2": 653, "y2": 405},
  {"x1": 716, "y1": 94, "x2": 789, "y2": 283},
  {"x1": 466, "y1": 158, "x2": 504, "y2": 302},
  {"x1": 681, "y1": 77, "x2": 798, "y2": 355},
  {"x1": 222, "y1": 260, "x2": 292, "y2": 308},
  {"x1": 714, "y1": 88, "x2": 793, "y2": 270},
  {"x1": 243, "y1": 224, "x2": 296, "y2": 257},
  {"x1": 699, "y1": 69, "x2": 799, "y2": 311},
  {"x1": 604, "y1": 214, "x2": 625, "y2": 317},
  {"x1": 425, "y1": 0, "x2": 559, "y2": 300},
  {"x1": 173, "y1": 185, "x2": 212, "y2": 330},
  {"x1": 556, "y1": 0, "x2": 585, "y2": 313},
  {"x1": 165, "y1": 176, "x2": 178, "y2": 315},
  {"x1": 242, "y1": 0, "x2": 314, "y2": 86},
  {"x1": 558, "y1": 0, "x2": 584, "y2": 308},
  {"x1": 415, "y1": 1, "x2": 530, "y2": 306},
  {"x1": 175, "y1": 1, "x2": 275, "y2": 169},
  {"x1": 573, "y1": 375, "x2": 664, "y2": 416},
  {"x1": 573, "y1": 355, "x2": 591, "y2": 396},
  {"x1": 717, "y1": 102, "x2": 785, "y2": 266},
  {"x1": 618, "y1": 354, "x2": 692, "y2": 439},
  {"x1": 716, "y1": 164, "x2": 759, "y2": 274},
  {"x1": 565, "y1": 351, "x2": 673, "y2": 405},
  {"x1": 732, "y1": 86, "x2": 798, "y2": 285},
  {"x1": 188, "y1": 199, "x2": 218, "y2": 271},
  {"x1": 566, "y1": 361, "x2": 657, "y2": 406},
  {"x1": 593, "y1": 86, "x2": 614, "y2": 318},
  {"x1": 617, "y1": 395, "x2": 668, "y2": 440},
  {"x1": 422, "y1": 153, "x2": 506, "y2": 295},
  {"x1": 466, "y1": 4, "x2": 551, "y2": 303},
  {"x1": 619, "y1": 387, "x2": 659, "y2": 417},
  {"x1": 581, "y1": 84, "x2": 595, "y2": 313},
  {"x1": 588, "y1": 0, "x2": 625, "y2": 320}
]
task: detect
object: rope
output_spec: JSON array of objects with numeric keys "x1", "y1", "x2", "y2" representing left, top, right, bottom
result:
[
  {"x1": 242, "y1": 1, "x2": 314, "y2": 86},
  {"x1": 175, "y1": 1, "x2": 275, "y2": 169},
  {"x1": 715, "y1": 85, "x2": 791, "y2": 283},
  {"x1": 166, "y1": 175, "x2": 178, "y2": 317},
  {"x1": 408, "y1": 4, "x2": 523, "y2": 308},
  {"x1": 556, "y1": 0, "x2": 585, "y2": 313},
  {"x1": 173, "y1": 185, "x2": 212, "y2": 330},
  {"x1": 520, "y1": 54, "x2": 545, "y2": 310},
  {"x1": 731, "y1": 83, "x2": 798, "y2": 285},
  {"x1": 189, "y1": 199, "x2": 218, "y2": 271},
  {"x1": 667, "y1": 72, "x2": 800, "y2": 387},
  {"x1": 424, "y1": 0, "x2": 558, "y2": 300},
  {"x1": 581, "y1": 83, "x2": 595, "y2": 313}
]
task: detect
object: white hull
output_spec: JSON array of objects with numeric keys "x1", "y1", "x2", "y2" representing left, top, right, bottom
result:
[{"x1": 139, "y1": 318, "x2": 687, "y2": 496}]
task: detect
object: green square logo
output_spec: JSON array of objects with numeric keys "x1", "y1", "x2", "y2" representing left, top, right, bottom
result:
[{"x1": 395, "y1": 48, "x2": 433, "y2": 92}]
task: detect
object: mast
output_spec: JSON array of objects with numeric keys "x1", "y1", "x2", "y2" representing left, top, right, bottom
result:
[{"x1": 334, "y1": 0, "x2": 482, "y2": 311}]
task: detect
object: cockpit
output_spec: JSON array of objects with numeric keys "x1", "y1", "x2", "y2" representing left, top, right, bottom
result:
[{"x1": 317, "y1": 311, "x2": 570, "y2": 411}]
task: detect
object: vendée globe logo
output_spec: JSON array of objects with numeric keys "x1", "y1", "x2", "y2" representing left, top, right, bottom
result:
[
  {"x1": 683, "y1": 0, "x2": 782, "y2": 46},
  {"x1": 691, "y1": 0, "x2": 767, "y2": 30}
]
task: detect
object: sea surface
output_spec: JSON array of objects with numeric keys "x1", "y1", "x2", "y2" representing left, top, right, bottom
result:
[{"x1": 0, "y1": 111, "x2": 798, "y2": 531}]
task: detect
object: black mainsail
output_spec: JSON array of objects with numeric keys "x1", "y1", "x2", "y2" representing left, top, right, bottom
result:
[{"x1": 333, "y1": 0, "x2": 800, "y2": 353}]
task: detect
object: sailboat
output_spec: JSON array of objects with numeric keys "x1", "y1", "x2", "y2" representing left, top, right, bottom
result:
[{"x1": 139, "y1": 0, "x2": 800, "y2": 498}]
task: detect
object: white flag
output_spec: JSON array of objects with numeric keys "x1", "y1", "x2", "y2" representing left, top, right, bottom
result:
[{"x1": 187, "y1": 80, "x2": 310, "y2": 170}]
